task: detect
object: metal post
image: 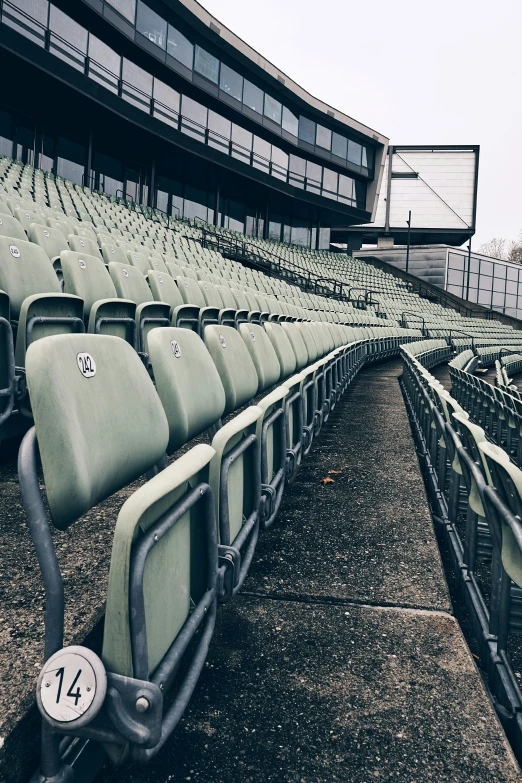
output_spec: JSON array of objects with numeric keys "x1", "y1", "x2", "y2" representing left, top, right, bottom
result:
[
  {"x1": 465, "y1": 241, "x2": 472, "y2": 300},
  {"x1": 86, "y1": 127, "x2": 93, "y2": 190},
  {"x1": 405, "y1": 210, "x2": 411, "y2": 274},
  {"x1": 149, "y1": 156, "x2": 155, "y2": 208},
  {"x1": 214, "y1": 176, "x2": 220, "y2": 227}
]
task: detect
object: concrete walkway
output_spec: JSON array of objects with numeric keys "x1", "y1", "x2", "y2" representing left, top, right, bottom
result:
[{"x1": 91, "y1": 360, "x2": 521, "y2": 783}]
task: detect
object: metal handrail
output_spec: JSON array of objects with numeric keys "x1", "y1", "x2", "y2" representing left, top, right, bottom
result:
[
  {"x1": 448, "y1": 329, "x2": 475, "y2": 349},
  {"x1": 401, "y1": 311, "x2": 426, "y2": 331},
  {"x1": 499, "y1": 347, "x2": 522, "y2": 364},
  {"x1": 348, "y1": 287, "x2": 368, "y2": 301}
]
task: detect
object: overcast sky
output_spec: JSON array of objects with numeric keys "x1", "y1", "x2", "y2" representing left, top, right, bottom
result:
[{"x1": 201, "y1": 0, "x2": 522, "y2": 250}]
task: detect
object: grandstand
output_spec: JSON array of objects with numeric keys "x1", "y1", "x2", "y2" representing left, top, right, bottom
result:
[{"x1": 1, "y1": 2, "x2": 522, "y2": 783}]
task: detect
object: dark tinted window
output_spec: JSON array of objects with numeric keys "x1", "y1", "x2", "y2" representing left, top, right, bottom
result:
[
  {"x1": 282, "y1": 106, "x2": 298, "y2": 137},
  {"x1": 220, "y1": 63, "x2": 242, "y2": 101},
  {"x1": 136, "y1": 2, "x2": 166, "y2": 49},
  {"x1": 331, "y1": 132, "x2": 347, "y2": 160},
  {"x1": 316, "y1": 124, "x2": 332, "y2": 150},
  {"x1": 298, "y1": 116, "x2": 315, "y2": 145},
  {"x1": 347, "y1": 139, "x2": 362, "y2": 165},
  {"x1": 106, "y1": 0, "x2": 136, "y2": 23},
  {"x1": 243, "y1": 80, "x2": 263, "y2": 114},
  {"x1": 264, "y1": 94, "x2": 282, "y2": 125},
  {"x1": 167, "y1": 25, "x2": 193, "y2": 69},
  {"x1": 194, "y1": 45, "x2": 219, "y2": 84},
  {"x1": 338, "y1": 174, "x2": 354, "y2": 202}
]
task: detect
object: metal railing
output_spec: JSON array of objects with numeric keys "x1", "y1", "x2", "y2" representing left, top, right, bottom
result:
[
  {"x1": 402, "y1": 348, "x2": 522, "y2": 762},
  {"x1": 401, "y1": 311, "x2": 426, "y2": 332}
]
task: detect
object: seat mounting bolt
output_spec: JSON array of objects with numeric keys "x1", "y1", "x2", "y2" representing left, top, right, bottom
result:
[{"x1": 135, "y1": 696, "x2": 150, "y2": 713}]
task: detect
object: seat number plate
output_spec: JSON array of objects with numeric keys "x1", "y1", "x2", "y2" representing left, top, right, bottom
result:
[{"x1": 40, "y1": 651, "x2": 97, "y2": 723}]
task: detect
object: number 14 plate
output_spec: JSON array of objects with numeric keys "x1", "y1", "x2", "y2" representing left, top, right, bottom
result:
[{"x1": 37, "y1": 646, "x2": 107, "y2": 727}]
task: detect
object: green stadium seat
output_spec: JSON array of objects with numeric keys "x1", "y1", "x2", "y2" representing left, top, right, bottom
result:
[
  {"x1": 14, "y1": 206, "x2": 44, "y2": 233},
  {"x1": 47, "y1": 215, "x2": 75, "y2": 237},
  {"x1": 0, "y1": 211, "x2": 27, "y2": 241},
  {"x1": 127, "y1": 249, "x2": 153, "y2": 275},
  {"x1": 149, "y1": 325, "x2": 261, "y2": 598},
  {"x1": 28, "y1": 223, "x2": 68, "y2": 269},
  {"x1": 147, "y1": 270, "x2": 201, "y2": 331},
  {"x1": 238, "y1": 322, "x2": 287, "y2": 527},
  {"x1": 263, "y1": 322, "x2": 297, "y2": 380},
  {"x1": 108, "y1": 262, "x2": 170, "y2": 358},
  {"x1": 68, "y1": 233, "x2": 102, "y2": 259},
  {"x1": 22, "y1": 333, "x2": 217, "y2": 764},
  {"x1": 101, "y1": 242, "x2": 128, "y2": 266},
  {"x1": 61, "y1": 250, "x2": 137, "y2": 345},
  {"x1": 175, "y1": 276, "x2": 219, "y2": 333},
  {"x1": 0, "y1": 237, "x2": 84, "y2": 369},
  {"x1": 199, "y1": 280, "x2": 237, "y2": 327}
]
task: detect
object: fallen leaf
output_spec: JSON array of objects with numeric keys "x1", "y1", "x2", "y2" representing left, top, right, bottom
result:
[
  {"x1": 328, "y1": 469, "x2": 342, "y2": 475},
  {"x1": 320, "y1": 477, "x2": 335, "y2": 485}
]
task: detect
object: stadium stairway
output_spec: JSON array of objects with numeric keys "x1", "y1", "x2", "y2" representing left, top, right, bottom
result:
[{"x1": 1, "y1": 360, "x2": 520, "y2": 783}]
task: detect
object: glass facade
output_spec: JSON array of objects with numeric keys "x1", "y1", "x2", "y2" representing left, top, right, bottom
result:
[
  {"x1": 33, "y1": 0, "x2": 376, "y2": 176},
  {"x1": 0, "y1": 3, "x2": 368, "y2": 211},
  {"x1": 0, "y1": 1, "x2": 384, "y2": 250},
  {"x1": 0, "y1": 89, "x2": 332, "y2": 249},
  {"x1": 446, "y1": 250, "x2": 522, "y2": 319}
]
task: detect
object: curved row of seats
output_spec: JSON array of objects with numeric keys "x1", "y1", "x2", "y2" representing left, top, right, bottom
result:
[
  {"x1": 449, "y1": 348, "x2": 522, "y2": 466},
  {"x1": 21, "y1": 305, "x2": 419, "y2": 776},
  {"x1": 400, "y1": 343, "x2": 522, "y2": 760}
]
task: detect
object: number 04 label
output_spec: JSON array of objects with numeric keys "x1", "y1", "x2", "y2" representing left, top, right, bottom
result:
[{"x1": 37, "y1": 647, "x2": 106, "y2": 727}]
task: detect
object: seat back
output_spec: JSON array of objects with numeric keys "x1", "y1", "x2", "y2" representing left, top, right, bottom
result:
[
  {"x1": 176, "y1": 276, "x2": 206, "y2": 308},
  {"x1": 74, "y1": 224, "x2": 98, "y2": 243},
  {"x1": 0, "y1": 211, "x2": 26, "y2": 241},
  {"x1": 204, "y1": 325, "x2": 259, "y2": 414},
  {"x1": 264, "y1": 322, "x2": 297, "y2": 379},
  {"x1": 479, "y1": 441, "x2": 522, "y2": 587},
  {"x1": 14, "y1": 206, "x2": 42, "y2": 233},
  {"x1": 0, "y1": 236, "x2": 61, "y2": 319},
  {"x1": 295, "y1": 322, "x2": 319, "y2": 362},
  {"x1": 29, "y1": 223, "x2": 68, "y2": 261},
  {"x1": 147, "y1": 254, "x2": 168, "y2": 273},
  {"x1": 166, "y1": 261, "x2": 184, "y2": 279},
  {"x1": 61, "y1": 250, "x2": 118, "y2": 315},
  {"x1": 148, "y1": 270, "x2": 184, "y2": 309},
  {"x1": 109, "y1": 262, "x2": 152, "y2": 305},
  {"x1": 127, "y1": 249, "x2": 151, "y2": 275},
  {"x1": 239, "y1": 323, "x2": 281, "y2": 391},
  {"x1": 231, "y1": 288, "x2": 250, "y2": 310},
  {"x1": 281, "y1": 322, "x2": 309, "y2": 370},
  {"x1": 148, "y1": 327, "x2": 226, "y2": 452},
  {"x1": 68, "y1": 233, "x2": 101, "y2": 258},
  {"x1": 25, "y1": 333, "x2": 169, "y2": 530},
  {"x1": 216, "y1": 284, "x2": 237, "y2": 309},
  {"x1": 199, "y1": 280, "x2": 224, "y2": 309},
  {"x1": 101, "y1": 242, "x2": 128, "y2": 266},
  {"x1": 47, "y1": 215, "x2": 74, "y2": 238}
]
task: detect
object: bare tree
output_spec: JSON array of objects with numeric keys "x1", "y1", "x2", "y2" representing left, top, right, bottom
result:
[
  {"x1": 478, "y1": 237, "x2": 508, "y2": 259},
  {"x1": 507, "y1": 231, "x2": 522, "y2": 265}
]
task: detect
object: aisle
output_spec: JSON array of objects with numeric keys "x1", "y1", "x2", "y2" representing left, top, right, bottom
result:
[{"x1": 96, "y1": 360, "x2": 521, "y2": 783}]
